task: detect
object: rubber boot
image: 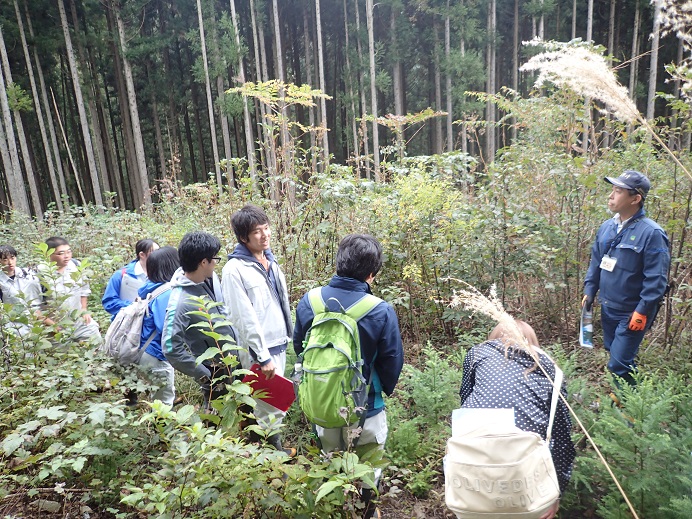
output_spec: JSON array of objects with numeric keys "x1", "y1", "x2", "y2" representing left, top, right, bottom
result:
[
  {"x1": 125, "y1": 389, "x2": 138, "y2": 407},
  {"x1": 361, "y1": 488, "x2": 379, "y2": 519},
  {"x1": 267, "y1": 433, "x2": 297, "y2": 457}
]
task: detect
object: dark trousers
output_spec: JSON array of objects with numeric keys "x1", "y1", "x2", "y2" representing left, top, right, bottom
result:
[{"x1": 601, "y1": 305, "x2": 647, "y2": 386}]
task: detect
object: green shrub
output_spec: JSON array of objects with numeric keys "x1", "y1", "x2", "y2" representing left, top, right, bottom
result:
[{"x1": 386, "y1": 345, "x2": 462, "y2": 496}]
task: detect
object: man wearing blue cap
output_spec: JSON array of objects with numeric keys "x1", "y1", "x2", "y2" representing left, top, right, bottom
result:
[{"x1": 583, "y1": 170, "x2": 670, "y2": 386}]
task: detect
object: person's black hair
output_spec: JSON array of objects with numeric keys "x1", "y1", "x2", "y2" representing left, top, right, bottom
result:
[
  {"x1": 45, "y1": 236, "x2": 69, "y2": 250},
  {"x1": 135, "y1": 238, "x2": 158, "y2": 258},
  {"x1": 147, "y1": 246, "x2": 179, "y2": 283},
  {"x1": 231, "y1": 204, "x2": 270, "y2": 244},
  {"x1": 626, "y1": 189, "x2": 645, "y2": 208},
  {"x1": 336, "y1": 234, "x2": 383, "y2": 282},
  {"x1": 0, "y1": 245, "x2": 18, "y2": 259},
  {"x1": 178, "y1": 231, "x2": 221, "y2": 273}
]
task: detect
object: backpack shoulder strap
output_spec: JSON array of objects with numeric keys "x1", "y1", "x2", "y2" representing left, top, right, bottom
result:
[
  {"x1": 345, "y1": 294, "x2": 381, "y2": 321},
  {"x1": 307, "y1": 287, "x2": 327, "y2": 315},
  {"x1": 150, "y1": 282, "x2": 172, "y2": 301}
]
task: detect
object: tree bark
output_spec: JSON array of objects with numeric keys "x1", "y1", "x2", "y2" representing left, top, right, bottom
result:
[
  {"x1": 0, "y1": 26, "x2": 42, "y2": 217},
  {"x1": 147, "y1": 60, "x2": 167, "y2": 181},
  {"x1": 629, "y1": 3, "x2": 641, "y2": 99},
  {"x1": 50, "y1": 86, "x2": 87, "y2": 206},
  {"x1": 366, "y1": 0, "x2": 379, "y2": 179},
  {"x1": 459, "y1": 0, "x2": 468, "y2": 153},
  {"x1": 583, "y1": 0, "x2": 594, "y2": 157},
  {"x1": 247, "y1": 0, "x2": 267, "y2": 173},
  {"x1": 354, "y1": 0, "x2": 370, "y2": 178},
  {"x1": 669, "y1": 39, "x2": 684, "y2": 150},
  {"x1": 608, "y1": 0, "x2": 616, "y2": 62},
  {"x1": 160, "y1": 2, "x2": 184, "y2": 180},
  {"x1": 71, "y1": 0, "x2": 111, "y2": 199},
  {"x1": 114, "y1": 2, "x2": 152, "y2": 206},
  {"x1": 315, "y1": 0, "x2": 330, "y2": 166},
  {"x1": 106, "y1": 3, "x2": 140, "y2": 206},
  {"x1": 25, "y1": 0, "x2": 68, "y2": 202},
  {"x1": 445, "y1": 0, "x2": 453, "y2": 152},
  {"x1": 0, "y1": 68, "x2": 30, "y2": 214},
  {"x1": 511, "y1": 0, "x2": 518, "y2": 142},
  {"x1": 343, "y1": 0, "x2": 358, "y2": 160},
  {"x1": 646, "y1": 0, "x2": 662, "y2": 121},
  {"x1": 272, "y1": 0, "x2": 291, "y2": 194},
  {"x1": 303, "y1": 7, "x2": 318, "y2": 174},
  {"x1": 195, "y1": 0, "x2": 223, "y2": 194},
  {"x1": 539, "y1": 0, "x2": 545, "y2": 39},
  {"x1": 95, "y1": 56, "x2": 125, "y2": 208},
  {"x1": 15, "y1": 0, "x2": 62, "y2": 210},
  {"x1": 208, "y1": 18, "x2": 234, "y2": 188},
  {"x1": 392, "y1": 5, "x2": 404, "y2": 119},
  {"x1": 433, "y1": 18, "x2": 443, "y2": 155},
  {"x1": 232, "y1": 0, "x2": 258, "y2": 182},
  {"x1": 58, "y1": 0, "x2": 103, "y2": 206},
  {"x1": 486, "y1": 0, "x2": 496, "y2": 162}
]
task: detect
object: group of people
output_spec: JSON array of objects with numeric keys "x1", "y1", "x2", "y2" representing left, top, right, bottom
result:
[
  {"x1": 1, "y1": 168, "x2": 669, "y2": 518},
  {"x1": 0, "y1": 236, "x2": 102, "y2": 345},
  {"x1": 96, "y1": 204, "x2": 405, "y2": 518}
]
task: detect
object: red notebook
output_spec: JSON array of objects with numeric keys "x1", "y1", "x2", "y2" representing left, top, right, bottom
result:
[{"x1": 241, "y1": 363, "x2": 296, "y2": 412}]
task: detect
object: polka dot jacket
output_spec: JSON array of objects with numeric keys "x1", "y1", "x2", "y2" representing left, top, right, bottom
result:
[{"x1": 459, "y1": 340, "x2": 575, "y2": 494}]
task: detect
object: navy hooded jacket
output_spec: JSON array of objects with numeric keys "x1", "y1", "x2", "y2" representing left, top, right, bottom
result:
[{"x1": 293, "y1": 275, "x2": 404, "y2": 417}]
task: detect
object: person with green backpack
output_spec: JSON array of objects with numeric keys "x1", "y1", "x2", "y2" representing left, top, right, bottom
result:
[{"x1": 293, "y1": 234, "x2": 404, "y2": 519}]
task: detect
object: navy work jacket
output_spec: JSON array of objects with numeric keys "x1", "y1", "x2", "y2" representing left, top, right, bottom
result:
[{"x1": 584, "y1": 209, "x2": 670, "y2": 316}]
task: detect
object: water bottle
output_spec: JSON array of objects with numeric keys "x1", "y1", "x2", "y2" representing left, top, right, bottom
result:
[{"x1": 580, "y1": 308, "x2": 593, "y2": 349}]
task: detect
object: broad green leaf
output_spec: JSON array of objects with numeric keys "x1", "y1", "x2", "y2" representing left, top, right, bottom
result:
[
  {"x1": 18, "y1": 420, "x2": 41, "y2": 433},
  {"x1": 88, "y1": 408, "x2": 106, "y2": 426},
  {"x1": 195, "y1": 348, "x2": 222, "y2": 364},
  {"x1": 231, "y1": 383, "x2": 253, "y2": 396},
  {"x1": 37, "y1": 406, "x2": 66, "y2": 420},
  {"x1": 315, "y1": 480, "x2": 343, "y2": 503},
  {"x1": 72, "y1": 456, "x2": 87, "y2": 473},
  {"x1": 175, "y1": 405, "x2": 196, "y2": 423},
  {"x1": 199, "y1": 331, "x2": 222, "y2": 341},
  {"x1": 2, "y1": 434, "x2": 23, "y2": 456}
]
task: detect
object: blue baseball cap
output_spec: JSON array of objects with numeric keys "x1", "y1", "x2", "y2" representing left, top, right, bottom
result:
[{"x1": 605, "y1": 170, "x2": 651, "y2": 199}]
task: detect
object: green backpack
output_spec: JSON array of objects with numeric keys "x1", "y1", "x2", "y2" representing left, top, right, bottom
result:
[{"x1": 298, "y1": 288, "x2": 381, "y2": 429}]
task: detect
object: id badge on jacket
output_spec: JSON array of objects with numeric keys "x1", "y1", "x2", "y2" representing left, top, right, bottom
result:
[{"x1": 600, "y1": 255, "x2": 617, "y2": 272}]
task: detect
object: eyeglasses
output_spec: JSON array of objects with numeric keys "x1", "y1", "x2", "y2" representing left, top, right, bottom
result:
[
  {"x1": 53, "y1": 249, "x2": 72, "y2": 256},
  {"x1": 210, "y1": 256, "x2": 221, "y2": 263}
]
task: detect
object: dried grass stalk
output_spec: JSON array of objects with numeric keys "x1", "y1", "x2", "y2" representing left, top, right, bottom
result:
[
  {"x1": 520, "y1": 39, "x2": 638, "y2": 124},
  {"x1": 449, "y1": 281, "x2": 539, "y2": 364},
  {"x1": 520, "y1": 38, "x2": 692, "y2": 183}
]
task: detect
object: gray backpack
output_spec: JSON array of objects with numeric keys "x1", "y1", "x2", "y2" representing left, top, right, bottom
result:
[{"x1": 100, "y1": 284, "x2": 170, "y2": 365}]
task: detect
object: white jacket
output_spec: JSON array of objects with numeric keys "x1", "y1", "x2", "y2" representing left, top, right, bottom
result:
[{"x1": 221, "y1": 246, "x2": 293, "y2": 365}]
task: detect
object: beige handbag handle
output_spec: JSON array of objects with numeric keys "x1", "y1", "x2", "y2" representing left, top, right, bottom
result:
[{"x1": 545, "y1": 364, "x2": 563, "y2": 442}]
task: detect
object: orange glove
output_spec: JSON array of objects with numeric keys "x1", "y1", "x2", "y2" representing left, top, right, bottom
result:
[{"x1": 628, "y1": 311, "x2": 647, "y2": 331}]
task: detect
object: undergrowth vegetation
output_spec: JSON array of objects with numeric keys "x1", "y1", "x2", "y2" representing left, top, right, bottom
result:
[{"x1": 2, "y1": 89, "x2": 692, "y2": 517}]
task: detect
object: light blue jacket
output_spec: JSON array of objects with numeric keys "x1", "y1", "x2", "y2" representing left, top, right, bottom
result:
[
  {"x1": 102, "y1": 260, "x2": 147, "y2": 318},
  {"x1": 138, "y1": 280, "x2": 172, "y2": 361},
  {"x1": 584, "y1": 208, "x2": 670, "y2": 316}
]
